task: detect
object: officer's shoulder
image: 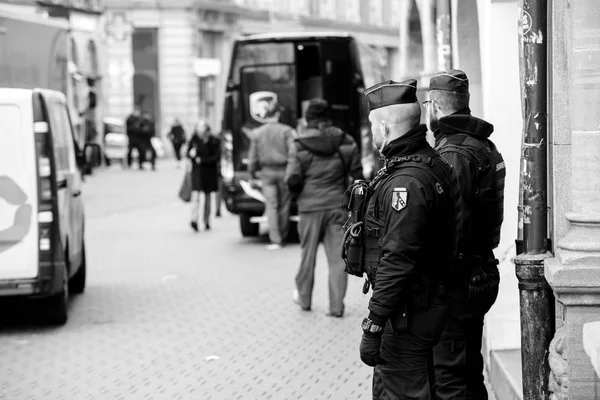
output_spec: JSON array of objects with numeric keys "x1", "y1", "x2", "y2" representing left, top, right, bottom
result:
[{"x1": 384, "y1": 170, "x2": 431, "y2": 190}]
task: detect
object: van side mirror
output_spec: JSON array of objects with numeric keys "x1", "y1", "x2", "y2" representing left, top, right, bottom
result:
[{"x1": 83, "y1": 143, "x2": 102, "y2": 168}]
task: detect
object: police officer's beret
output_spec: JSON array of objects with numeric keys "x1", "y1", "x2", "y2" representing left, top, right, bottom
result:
[
  {"x1": 363, "y1": 79, "x2": 418, "y2": 111},
  {"x1": 429, "y1": 69, "x2": 469, "y2": 93},
  {"x1": 305, "y1": 98, "x2": 330, "y2": 121}
]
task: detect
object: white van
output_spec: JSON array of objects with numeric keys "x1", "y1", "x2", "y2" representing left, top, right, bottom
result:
[{"x1": 0, "y1": 88, "x2": 100, "y2": 325}]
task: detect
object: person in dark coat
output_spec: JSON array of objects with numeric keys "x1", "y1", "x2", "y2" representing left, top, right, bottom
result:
[
  {"x1": 357, "y1": 79, "x2": 462, "y2": 399},
  {"x1": 140, "y1": 111, "x2": 157, "y2": 171},
  {"x1": 126, "y1": 108, "x2": 144, "y2": 169},
  {"x1": 187, "y1": 120, "x2": 221, "y2": 232},
  {"x1": 168, "y1": 118, "x2": 186, "y2": 166},
  {"x1": 427, "y1": 70, "x2": 505, "y2": 400}
]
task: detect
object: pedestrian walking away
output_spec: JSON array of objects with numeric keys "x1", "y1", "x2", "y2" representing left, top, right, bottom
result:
[
  {"x1": 168, "y1": 118, "x2": 186, "y2": 167},
  {"x1": 344, "y1": 79, "x2": 462, "y2": 399},
  {"x1": 248, "y1": 100, "x2": 296, "y2": 250},
  {"x1": 285, "y1": 98, "x2": 363, "y2": 317},
  {"x1": 126, "y1": 108, "x2": 144, "y2": 169},
  {"x1": 426, "y1": 69, "x2": 506, "y2": 400},
  {"x1": 187, "y1": 120, "x2": 221, "y2": 232},
  {"x1": 140, "y1": 111, "x2": 157, "y2": 171}
]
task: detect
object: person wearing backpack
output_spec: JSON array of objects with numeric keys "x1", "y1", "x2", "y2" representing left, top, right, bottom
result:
[
  {"x1": 426, "y1": 70, "x2": 506, "y2": 400},
  {"x1": 285, "y1": 98, "x2": 362, "y2": 318}
]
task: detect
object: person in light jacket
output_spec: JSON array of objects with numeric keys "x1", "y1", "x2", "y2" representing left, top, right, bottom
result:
[{"x1": 248, "y1": 101, "x2": 296, "y2": 250}]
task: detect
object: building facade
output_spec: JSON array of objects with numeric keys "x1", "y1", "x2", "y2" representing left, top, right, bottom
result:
[{"x1": 103, "y1": 0, "x2": 404, "y2": 140}]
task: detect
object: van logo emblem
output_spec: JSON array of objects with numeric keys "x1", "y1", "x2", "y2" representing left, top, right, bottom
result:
[
  {"x1": 249, "y1": 91, "x2": 279, "y2": 124},
  {"x1": 0, "y1": 176, "x2": 32, "y2": 254}
]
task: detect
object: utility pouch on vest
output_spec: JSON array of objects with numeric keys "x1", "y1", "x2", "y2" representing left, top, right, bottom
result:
[
  {"x1": 342, "y1": 181, "x2": 369, "y2": 279},
  {"x1": 411, "y1": 276, "x2": 430, "y2": 309},
  {"x1": 390, "y1": 304, "x2": 409, "y2": 333}
]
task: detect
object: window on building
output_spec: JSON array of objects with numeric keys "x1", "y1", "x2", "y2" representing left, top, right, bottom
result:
[
  {"x1": 370, "y1": 0, "x2": 384, "y2": 26},
  {"x1": 199, "y1": 30, "x2": 224, "y2": 128},
  {"x1": 345, "y1": 0, "x2": 361, "y2": 23},
  {"x1": 390, "y1": 0, "x2": 401, "y2": 27},
  {"x1": 318, "y1": 0, "x2": 336, "y2": 19}
]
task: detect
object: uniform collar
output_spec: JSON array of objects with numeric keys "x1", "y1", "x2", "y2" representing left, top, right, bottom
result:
[{"x1": 381, "y1": 124, "x2": 429, "y2": 160}]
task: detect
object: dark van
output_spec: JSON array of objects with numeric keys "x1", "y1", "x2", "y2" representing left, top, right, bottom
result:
[{"x1": 221, "y1": 32, "x2": 375, "y2": 237}]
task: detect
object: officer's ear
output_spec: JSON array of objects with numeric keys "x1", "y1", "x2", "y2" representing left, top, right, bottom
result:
[{"x1": 379, "y1": 121, "x2": 388, "y2": 138}]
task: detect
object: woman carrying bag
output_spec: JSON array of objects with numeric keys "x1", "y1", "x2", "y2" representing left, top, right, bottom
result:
[{"x1": 187, "y1": 120, "x2": 221, "y2": 232}]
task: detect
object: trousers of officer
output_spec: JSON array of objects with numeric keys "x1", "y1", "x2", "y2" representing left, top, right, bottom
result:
[
  {"x1": 295, "y1": 208, "x2": 347, "y2": 314},
  {"x1": 260, "y1": 167, "x2": 291, "y2": 245},
  {"x1": 433, "y1": 264, "x2": 500, "y2": 400},
  {"x1": 372, "y1": 295, "x2": 448, "y2": 400}
]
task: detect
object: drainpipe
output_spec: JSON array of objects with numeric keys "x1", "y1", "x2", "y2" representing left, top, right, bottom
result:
[
  {"x1": 515, "y1": 0, "x2": 555, "y2": 399},
  {"x1": 436, "y1": 0, "x2": 452, "y2": 71}
]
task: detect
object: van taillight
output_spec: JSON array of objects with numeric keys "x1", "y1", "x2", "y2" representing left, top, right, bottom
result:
[
  {"x1": 221, "y1": 130, "x2": 235, "y2": 184},
  {"x1": 39, "y1": 227, "x2": 51, "y2": 251},
  {"x1": 33, "y1": 119, "x2": 54, "y2": 259}
]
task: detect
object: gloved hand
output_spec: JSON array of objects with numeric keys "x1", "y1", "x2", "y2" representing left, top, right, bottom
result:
[{"x1": 360, "y1": 332, "x2": 385, "y2": 367}]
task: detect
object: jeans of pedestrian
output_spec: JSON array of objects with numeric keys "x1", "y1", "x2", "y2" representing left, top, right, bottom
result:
[
  {"x1": 372, "y1": 296, "x2": 448, "y2": 400},
  {"x1": 295, "y1": 208, "x2": 348, "y2": 315},
  {"x1": 190, "y1": 191, "x2": 211, "y2": 226},
  {"x1": 260, "y1": 168, "x2": 291, "y2": 245}
]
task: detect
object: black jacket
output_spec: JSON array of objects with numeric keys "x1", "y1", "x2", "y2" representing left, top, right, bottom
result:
[
  {"x1": 366, "y1": 125, "x2": 461, "y2": 322},
  {"x1": 434, "y1": 114, "x2": 505, "y2": 257}
]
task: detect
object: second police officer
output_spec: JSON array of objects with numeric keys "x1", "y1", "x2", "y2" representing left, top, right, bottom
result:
[
  {"x1": 347, "y1": 79, "x2": 462, "y2": 399},
  {"x1": 426, "y1": 70, "x2": 506, "y2": 400}
]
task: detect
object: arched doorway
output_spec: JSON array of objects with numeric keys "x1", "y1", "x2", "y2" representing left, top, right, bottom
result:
[{"x1": 409, "y1": 0, "x2": 425, "y2": 77}]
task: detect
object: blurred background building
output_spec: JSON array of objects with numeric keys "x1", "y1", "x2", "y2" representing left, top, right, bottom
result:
[{"x1": 103, "y1": 0, "x2": 405, "y2": 138}]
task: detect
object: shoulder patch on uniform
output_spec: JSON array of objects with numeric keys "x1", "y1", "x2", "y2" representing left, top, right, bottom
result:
[
  {"x1": 392, "y1": 188, "x2": 408, "y2": 211},
  {"x1": 496, "y1": 161, "x2": 506, "y2": 171},
  {"x1": 435, "y1": 182, "x2": 444, "y2": 194}
]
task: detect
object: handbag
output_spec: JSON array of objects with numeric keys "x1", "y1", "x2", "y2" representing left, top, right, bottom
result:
[{"x1": 178, "y1": 171, "x2": 192, "y2": 202}]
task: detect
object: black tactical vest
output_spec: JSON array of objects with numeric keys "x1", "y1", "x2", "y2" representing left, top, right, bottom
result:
[
  {"x1": 436, "y1": 134, "x2": 505, "y2": 253},
  {"x1": 362, "y1": 153, "x2": 460, "y2": 291}
]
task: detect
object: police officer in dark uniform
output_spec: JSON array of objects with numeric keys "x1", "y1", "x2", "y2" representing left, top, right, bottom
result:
[
  {"x1": 426, "y1": 70, "x2": 506, "y2": 400},
  {"x1": 350, "y1": 79, "x2": 461, "y2": 399}
]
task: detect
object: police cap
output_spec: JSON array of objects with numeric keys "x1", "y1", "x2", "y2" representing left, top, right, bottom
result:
[
  {"x1": 429, "y1": 69, "x2": 469, "y2": 93},
  {"x1": 363, "y1": 79, "x2": 418, "y2": 111}
]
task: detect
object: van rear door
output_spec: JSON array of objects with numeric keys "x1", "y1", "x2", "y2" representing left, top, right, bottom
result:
[{"x1": 0, "y1": 90, "x2": 39, "y2": 279}]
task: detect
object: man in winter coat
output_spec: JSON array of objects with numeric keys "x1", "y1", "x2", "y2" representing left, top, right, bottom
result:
[
  {"x1": 427, "y1": 70, "x2": 505, "y2": 400},
  {"x1": 285, "y1": 98, "x2": 362, "y2": 317},
  {"x1": 248, "y1": 101, "x2": 296, "y2": 250}
]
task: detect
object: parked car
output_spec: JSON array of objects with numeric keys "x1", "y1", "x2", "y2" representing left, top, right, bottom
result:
[
  {"x1": 0, "y1": 88, "x2": 101, "y2": 325},
  {"x1": 103, "y1": 117, "x2": 128, "y2": 167}
]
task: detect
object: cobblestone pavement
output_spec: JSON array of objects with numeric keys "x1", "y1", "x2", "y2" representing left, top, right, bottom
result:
[{"x1": 0, "y1": 161, "x2": 496, "y2": 400}]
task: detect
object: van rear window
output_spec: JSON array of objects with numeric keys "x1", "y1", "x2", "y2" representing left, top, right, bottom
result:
[
  {"x1": 0, "y1": 105, "x2": 24, "y2": 175},
  {"x1": 230, "y1": 42, "x2": 294, "y2": 85}
]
